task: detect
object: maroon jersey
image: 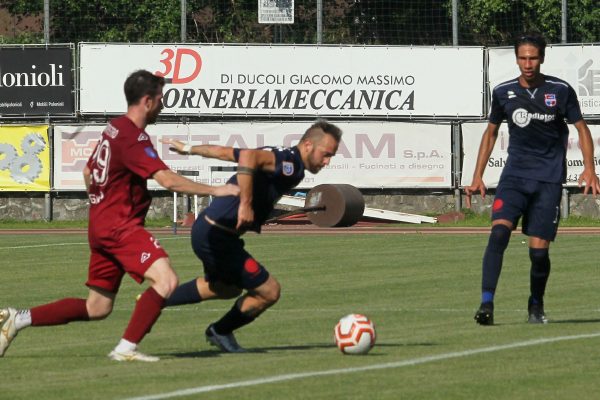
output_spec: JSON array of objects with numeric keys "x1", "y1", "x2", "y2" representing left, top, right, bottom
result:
[{"x1": 86, "y1": 115, "x2": 168, "y2": 246}]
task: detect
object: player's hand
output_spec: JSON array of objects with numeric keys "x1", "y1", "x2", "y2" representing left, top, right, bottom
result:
[
  {"x1": 578, "y1": 168, "x2": 600, "y2": 196},
  {"x1": 236, "y1": 203, "x2": 254, "y2": 230},
  {"x1": 160, "y1": 138, "x2": 186, "y2": 154},
  {"x1": 464, "y1": 178, "x2": 487, "y2": 209},
  {"x1": 212, "y1": 184, "x2": 240, "y2": 198}
]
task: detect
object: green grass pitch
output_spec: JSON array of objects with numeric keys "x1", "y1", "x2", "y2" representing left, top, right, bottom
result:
[{"x1": 1, "y1": 230, "x2": 600, "y2": 399}]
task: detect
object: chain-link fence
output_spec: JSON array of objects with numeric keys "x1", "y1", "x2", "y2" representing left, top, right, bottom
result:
[{"x1": 1, "y1": 0, "x2": 598, "y2": 46}]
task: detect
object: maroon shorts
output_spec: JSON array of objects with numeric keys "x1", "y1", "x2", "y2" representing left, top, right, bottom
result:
[{"x1": 86, "y1": 228, "x2": 168, "y2": 293}]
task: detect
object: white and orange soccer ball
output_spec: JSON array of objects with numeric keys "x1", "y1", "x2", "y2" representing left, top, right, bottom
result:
[{"x1": 334, "y1": 314, "x2": 376, "y2": 355}]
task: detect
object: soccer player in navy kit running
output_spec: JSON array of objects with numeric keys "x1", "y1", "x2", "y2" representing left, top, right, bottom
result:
[
  {"x1": 465, "y1": 33, "x2": 600, "y2": 325},
  {"x1": 161, "y1": 120, "x2": 341, "y2": 352}
]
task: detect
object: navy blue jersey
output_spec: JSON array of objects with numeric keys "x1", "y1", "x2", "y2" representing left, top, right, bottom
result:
[
  {"x1": 489, "y1": 75, "x2": 582, "y2": 183},
  {"x1": 204, "y1": 146, "x2": 305, "y2": 233}
]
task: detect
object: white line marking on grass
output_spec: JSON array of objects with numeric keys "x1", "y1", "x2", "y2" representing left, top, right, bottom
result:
[
  {"x1": 124, "y1": 332, "x2": 600, "y2": 400},
  {"x1": 0, "y1": 236, "x2": 188, "y2": 250},
  {"x1": 0, "y1": 242, "x2": 88, "y2": 249}
]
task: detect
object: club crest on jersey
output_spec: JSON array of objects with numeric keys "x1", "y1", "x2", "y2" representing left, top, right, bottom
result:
[
  {"x1": 140, "y1": 252, "x2": 151, "y2": 263},
  {"x1": 544, "y1": 93, "x2": 556, "y2": 107},
  {"x1": 282, "y1": 161, "x2": 294, "y2": 176},
  {"x1": 144, "y1": 147, "x2": 158, "y2": 158}
]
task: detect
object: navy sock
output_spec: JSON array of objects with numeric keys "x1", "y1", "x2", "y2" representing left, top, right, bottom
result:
[
  {"x1": 481, "y1": 224, "x2": 511, "y2": 302},
  {"x1": 164, "y1": 279, "x2": 202, "y2": 307},
  {"x1": 529, "y1": 248, "x2": 550, "y2": 304},
  {"x1": 213, "y1": 302, "x2": 255, "y2": 334}
]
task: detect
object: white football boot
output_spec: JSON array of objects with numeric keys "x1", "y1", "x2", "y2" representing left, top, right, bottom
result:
[
  {"x1": 0, "y1": 308, "x2": 18, "y2": 357},
  {"x1": 108, "y1": 349, "x2": 160, "y2": 362}
]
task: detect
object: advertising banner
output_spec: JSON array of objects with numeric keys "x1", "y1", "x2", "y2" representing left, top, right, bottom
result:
[
  {"x1": 489, "y1": 45, "x2": 600, "y2": 116},
  {"x1": 461, "y1": 122, "x2": 600, "y2": 188},
  {"x1": 79, "y1": 43, "x2": 485, "y2": 118},
  {"x1": 54, "y1": 121, "x2": 452, "y2": 190},
  {"x1": 0, "y1": 46, "x2": 74, "y2": 117},
  {"x1": 0, "y1": 125, "x2": 50, "y2": 191}
]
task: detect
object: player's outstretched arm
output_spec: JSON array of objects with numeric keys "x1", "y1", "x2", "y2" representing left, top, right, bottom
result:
[
  {"x1": 153, "y1": 169, "x2": 239, "y2": 197},
  {"x1": 160, "y1": 138, "x2": 236, "y2": 162},
  {"x1": 464, "y1": 123, "x2": 499, "y2": 208},
  {"x1": 574, "y1": 120, "x2": 600, "y2": 195}
]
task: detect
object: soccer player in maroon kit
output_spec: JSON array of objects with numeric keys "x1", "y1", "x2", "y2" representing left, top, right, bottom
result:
[{"x1": 0, "y1": 70, "x2": 239, "y2": 362}]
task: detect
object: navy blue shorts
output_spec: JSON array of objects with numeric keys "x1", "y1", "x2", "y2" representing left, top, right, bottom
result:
[
  {"x1": 492, "y1": 176, "x2": 562, "y2": 241},
  {"x1": 191, "y1": 213, "x2": 269, "y2": 290}
]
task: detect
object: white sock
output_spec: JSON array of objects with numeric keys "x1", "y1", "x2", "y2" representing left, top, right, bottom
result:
[
  {"x1": 15, "y1": 309, "x2": 32, "y2": 330},
  {"x1": 114, "y1": 339, "x2": 137, "y2": 353}
]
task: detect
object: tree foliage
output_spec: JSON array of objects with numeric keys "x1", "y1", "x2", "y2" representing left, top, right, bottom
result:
[
  {"x1": 0, "y1": 0, "x2": 597, "y2": 45},
  {"x1": 458, "y1": 0, "x2": 599, "y2": 45},
  {"x1": 2, "y1": 0, "x2": 181, "y2": 43},
  {"x1": 567, "y1": 0, "x2": 600, "y2": 43}
]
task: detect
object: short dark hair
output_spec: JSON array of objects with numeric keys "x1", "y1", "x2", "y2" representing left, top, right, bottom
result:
[
  {"x1": 123, "y1": 70, "x2": 165, "y2": 106},
  {"x1": 514, "y1": 32, "x2": 547, "y2": 59},
  {"x1": 300, "y1": 119, "x2": 342, "y2": 143}
]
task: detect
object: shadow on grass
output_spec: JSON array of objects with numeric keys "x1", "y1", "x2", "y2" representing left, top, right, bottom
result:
[
  {"x1": 169, "y1": 341, "x2": 437, "y2": 358},
  {"x1": 475, "y1": 318, "x2": 600, "y2": 326}
]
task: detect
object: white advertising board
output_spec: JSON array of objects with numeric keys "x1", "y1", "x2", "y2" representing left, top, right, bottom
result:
[
  {"x1": 489, "y1": 44, "x2": 600, "y2": 116},
  {"x1": 461, "y1": 122, "x2": 600, "y2": 188},
  {"x1": 54, "y1": 121, "x2": 452, "y2": 190},
  {"x1": 79, "y1": 43, "x2": 485, "y2": 118}
]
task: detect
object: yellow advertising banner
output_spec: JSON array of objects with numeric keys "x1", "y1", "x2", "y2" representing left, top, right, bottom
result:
[{"x1": 0, "y1": 126, "x2": 50, "y2": 191}]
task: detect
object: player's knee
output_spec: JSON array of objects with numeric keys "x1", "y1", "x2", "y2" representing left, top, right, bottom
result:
[
  {"x1": 262, "y1": 281, "x2": 281, "y2": 306},
  {"x1": 145, "y1": 258, "x2": 179, "y2": 297},
  {"x1": 529, "y1": 248, "x2": 550, "y2": 266},
  {"x1": 487, "y1": 224, "x2": 511, "y2": 253},
  {"x1": 152, "y1": 271, "x2": 179, "y2": 298},
  {"x1": 87, "y1": 301, "x2": 113, "y2": 320},
  {"x1": 162, "y1": 274, "x2": 180, "y2": 298}
]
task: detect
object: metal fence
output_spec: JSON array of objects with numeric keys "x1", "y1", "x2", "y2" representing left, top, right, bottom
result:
[
  {"x1": 1, "y1": 0, "x2": 599, "y2": 221},
  {"x1": 1, "y1": 0, "x2": 598, "y2": 46}
]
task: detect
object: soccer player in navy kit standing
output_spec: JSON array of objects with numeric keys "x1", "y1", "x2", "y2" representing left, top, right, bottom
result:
[
  {"x1": 161, "y1": 120, "x2": 341, "y2": 352},
  {"x1": 0, "y1": 70, "x2": 239, "y2": 361},
  {"x1": 465, "y1": 33, "x2": 600, "y2": 325}
]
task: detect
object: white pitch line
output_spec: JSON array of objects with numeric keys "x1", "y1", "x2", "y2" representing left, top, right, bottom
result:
[
  {"x1": 0, "y1": 242, "x2": 88, "y2": 250},
  {"x1": 0, "y1": 236, "x2": 188, "y2": 250},
  {"x1": 124, "y1": 332, "x2": 600, "y2": 400}
]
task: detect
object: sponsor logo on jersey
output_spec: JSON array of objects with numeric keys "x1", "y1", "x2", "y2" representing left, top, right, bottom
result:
[
  {"x1": 138, "y1": 133, "x2": 149, "y2": 141},
  {"x1": 88, "y1": 192, "x2": 104, "y2": 205},
  {"x1": 140, "y1": 252, "x2": 151, "y2": 264},
  {"x1": 512, "y1": 108, "x2": 556, "y2": 128},
  {"x1": 104, "y1": 123, "x2": 119, "y2": 139},
  {"x1": 282, "y1": 161, "x2": 294, "y2": 176},
  {"x1": 144, "y1": 147, "x2": 158, "y2": 158},
  {"x1": 544, "y1": 93, "x2": 556, "y2": 107}
]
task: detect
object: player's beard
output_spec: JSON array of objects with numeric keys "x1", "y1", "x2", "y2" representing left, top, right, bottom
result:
[
  {"x1": 306, "y1": 149, "x2": 323, "y2": 174},
  {"x1": 147, "y1": 108, "x2": 160, "y2": 124}
]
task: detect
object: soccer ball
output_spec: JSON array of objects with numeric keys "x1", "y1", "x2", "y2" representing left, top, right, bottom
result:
[{"x1": 334, "y1": 314, "x2": 376, "y2": 355}]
